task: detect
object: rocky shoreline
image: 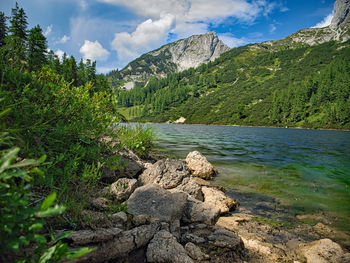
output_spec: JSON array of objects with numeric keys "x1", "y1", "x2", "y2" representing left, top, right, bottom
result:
[{"x1": 63, "y1": 147, "x2": 350, "y2": 263}]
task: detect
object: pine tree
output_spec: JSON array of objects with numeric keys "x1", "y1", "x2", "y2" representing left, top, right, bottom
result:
[
  {"x1": 9, "y1": 2, "x2": 28, "y2": 40},
  {"x1": 27, "y1": 25, "x2": 47, "y2": 71},
  {"x1": 0, "y1": 12, "x2": 7, "y2": 47}
]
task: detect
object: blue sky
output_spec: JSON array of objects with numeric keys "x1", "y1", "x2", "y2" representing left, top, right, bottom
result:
[{"x1": 0, "y1": 0, "x2": 335, "y2": 73}]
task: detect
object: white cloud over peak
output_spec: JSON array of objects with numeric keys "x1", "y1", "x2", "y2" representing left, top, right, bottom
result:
[
  {"x1": 111, "y1": 13, "x2": 175, "y2": 64},
  {"x1": 55, "y1": 49, "x2": 65, "y2": 62},
  {"x1": 44, "y1": 25, "x2": 53, "y2": 37},
  {"x1": 218, "y1": 33, "x2": 248, "y2": 48},
  {"x1": 80, "y1": 40, "x2": 110, "y2": 61},
  {"x1": 312, "y1": 13, "x2": 333, "y2": 28}
]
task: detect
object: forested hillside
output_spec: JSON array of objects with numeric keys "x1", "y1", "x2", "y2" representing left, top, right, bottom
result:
[{"x1": 115, "y1": 40, "x2": 350, "y2": 129}]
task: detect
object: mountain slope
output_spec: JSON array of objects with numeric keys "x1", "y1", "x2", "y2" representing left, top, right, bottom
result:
[
  {"x1": 107, "y1": 31, "x2": 229, "y2": 88},
  {"x1": 114, "y1": 0, "x2": 350, "y2": 129}
]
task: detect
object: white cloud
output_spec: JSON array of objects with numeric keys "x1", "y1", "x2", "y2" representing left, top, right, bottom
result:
[
  {"x1": 80, "y1": 0, "x2": 88, "y2": 10},
  {"x1": 312, "y1": 13, "x2": 333, "y2": 28},
  {"x1": 269, "y1": 24, "x2": 277, "y2": 33},
  {"x1": 218, "y1": 33, "x2": 248, "y2": 48},
  {"x1": 55, "y1": 49, "x2": 65, "y2": 62},
  {"x1": 44, "y1": 25, "x2": 52, "y2": 37},
  {"x1": 59, "y1": 35, "x2": 70, "y2": 44},
  {"x1": 80, "y1": 40, "x2": 110, "y2": 61},
  {"x1": 111, "y1": 13, "x2": 175, "y2": 64}
]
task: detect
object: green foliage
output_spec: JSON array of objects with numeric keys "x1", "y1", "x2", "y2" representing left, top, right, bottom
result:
[
  {"x1": 27, "y1": 25, "x2": 47, "y2": 71},
  {"x1": 117, "y1": 125, "x2": 154, "y2": 157},
  {"x1": 0, "y1": 133, "x2": 94, "y2": 262},
  {"x1": 116, "y1": 40, "x2": 350, "y2": 129}
]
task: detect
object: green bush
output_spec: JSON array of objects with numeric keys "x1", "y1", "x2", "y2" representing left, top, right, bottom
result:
[{"x1": 117, "y1": 125, "x2": 154, "y2": 157}]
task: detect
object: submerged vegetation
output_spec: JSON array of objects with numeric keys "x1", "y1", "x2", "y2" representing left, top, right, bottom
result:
[{"x1": 0, "y1": 3, "x2": 153, "y2": 261}]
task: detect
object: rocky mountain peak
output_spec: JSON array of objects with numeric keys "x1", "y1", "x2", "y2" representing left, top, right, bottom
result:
[{"x1": 330, "y1": 0, "x2": 350, "y2": 29}]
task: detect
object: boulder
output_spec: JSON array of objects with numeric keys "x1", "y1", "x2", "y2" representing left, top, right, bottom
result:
[
  {"x1": 73, "y1": 223, "x2": 161, "y2": 263},
  {"x1": 109, "y1": 178, "x2": 138, "y2": 201},
  {"x1": 127, "y1": 184, "x2": 188, "y2": 223},
  {"x1": 173, "y1": 177, "x2": 204, "y2": 201},
  {"x1": 139, "y1": 159, "x2": 189, "y2": 189},
  {"x1": 202, "y1": 186, "x2": 239, "y2": 214},
  {"x1": 186, "y1": 151, "x2": 217, "y2": 179},
  {"x1": 146, "y1": 230, "x2": 194, "y2": 263},
  {"x1": 298, "y1": 238, "x2": 350, "y2": 263},
  {"x1": 208, "y1": 226, "x2": 244, "y2": 249},
  {"x1": 90, "y1": 197, "x2": 111, "y2": 211},
  {"x1": 110, "y1": 211, "x2": 128, "y2": 224},
  {"x1": 185, "y1": 242, "x2": 209, "y2": 261},
  {"x1": 182, "y1": 197, "x2": 220, "y2": 225},
  {"x1": 68, "y1": 228, "x2": 123, "y2": 246}
]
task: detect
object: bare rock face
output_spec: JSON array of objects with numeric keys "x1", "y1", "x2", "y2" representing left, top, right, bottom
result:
[
  {"x1": 202, "y1": 186, "x2": 239, "y2": 214},
  {"x1": 186, "y1": 151, "x2": 218, "y2": 179},
  {"x1": 138, "y1": 159, "x2": 189, "y2": 189},
  {"x1": 109, "y1": 178, "x2": 138, "y2": 201},
  {"x1": 331, "y1": 0, "x2": 350, "y2": 29},
  {"x1": 146, "y1": 230, "x2": 194, "y2": 263},
  {"x1": 298, "y1": 238, "x2": 350, "y2": 263},
  {"x1": 127, "y1": 184, "x2": 188, "y2": 223}
]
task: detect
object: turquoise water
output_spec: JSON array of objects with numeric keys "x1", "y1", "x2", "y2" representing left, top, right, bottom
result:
[{"x1": 146, "y1": 123, "x2": 350, "y2": 231}]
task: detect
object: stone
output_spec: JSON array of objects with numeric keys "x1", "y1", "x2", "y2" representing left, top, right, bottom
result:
[
  {"x1": 202, "y1": 186, "x2": 239, "y2": 214},
  {"x1": 298, "y1": 238, "x2": 350, "y2": 263},
  {"x1": 127, "y1": 184, "x2": 188, "y2": 223},
  {"x1": 110, "y1": 211, "x2": 128, "y2": 224},
  {"x1": 182, "y1": 197, "x2": 220, "y2": 225},
  {"x1": 73, "y1": 223, "x2": 161, "y2": 263},
  {"x1": 174, "y1": 117, "x2": 186, "y2": 124},
  {"x1": 138, "y1": 159, "x2": 189, "y2": 189},
  {"x1": 146, "y1": 230, "x2": 194, "y2": 263},
  {"x1": 68, "y1": 228, "x2": 123, "y2": 246},
  {"x1": 185, "y1": 242, "x2": 209, "y2": 261},
  {"x1": 208, "y1": 226, "x2": 244, "y2": 250},
  {"x1": 90, "y1": 197, "x2": 110, "y2": 211},
  {"x1": 186, "y1": 151, "x2": 217, "y2": 179},
  {"x1": 181, "y1": 233, "x2": 206, "y2": 244},
  {"x1": 173, "y1": 177, "x2": 204, "y2": 201},
  {"x1": 109, "y1": 178, "x2": 138, "y2": 201}
]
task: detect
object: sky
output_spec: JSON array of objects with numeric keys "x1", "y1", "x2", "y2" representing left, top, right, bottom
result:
[{"x1": 0, "y1": 0, "x2": 336, "y2": 73}]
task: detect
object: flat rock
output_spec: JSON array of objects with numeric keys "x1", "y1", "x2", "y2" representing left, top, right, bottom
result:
[
  {"x1": 109, "y1": 178, "x2": 138, "y2": 201},
  {"x1": 202, "y1": 186, "x2": 239, "y2": 214},
  {"x1": 127, "y1": 184, "x2": 188, "y2": 223},
  {"x1": 186, "y1": 151, "x2": 217, "y2": 179},
  {"x1": 147, "y1": 230, "x2": 194, "y2": 263},
  {"x1": 298, "y1": 238, "x2": 350, "y2": 263},
  {"x1": 208, "y1": 226, "x2": 244, "y2": 249},
  {"x1": 139, "y1": 159, "x2": 189, "y2": 189},
  {"x1": 182, "y1": 197, "x2": 220, "y2": 225},
  {"x1": 173, "y1": 177, "x2": 204, "y2": 201}
]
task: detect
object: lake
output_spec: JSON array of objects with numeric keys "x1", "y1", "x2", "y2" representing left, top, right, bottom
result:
[{"x1": 145, "y1": 123, "x2": 350, "y2": 232}]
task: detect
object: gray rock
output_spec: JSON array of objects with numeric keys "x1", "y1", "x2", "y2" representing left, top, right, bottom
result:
[
  {"x1": 128, "y1": 184, "x2": 188, "y2": 223},
  {"x1": 173, "y1": 177, "x2": 204, "y2": 201},
  {"x1": 109, "y1": 178, "x2": 138, "y2": 201},
  {"x1": 186, "y1": 151, "x2": 217, "y2": 179},
  {"x1": 182, "y1": 197, "x2": 220, "y2": 225},
  {"x1": 185, "y1": 242, "x2": 209, "y2": 261},
  {"x1": 208, "y1": 226, "x2": 244, "y2": 249},
  {"x1": 139, "y1": 159, "x2": 189, "y2": 189},
  {"x1": 181, "y1": 233, "x2": 206, "y2": 244},
  {"x1": 68, "y1": 228, "x2": 123, "y2": 245},
  {"x1": 202, "y1": 186, "x2": 239, "y2": 214},
  {"x1": 110, "y1": 211, "x2": 128, "y2": 224},
  {"x1": 90, "y1": 197, "x2": 110, "y2": 211},
  {"x1": 73, "y1": 223, "x2": 161, "y2": 263},
  {"x1": 331, "y1": 0, "x2": 350, "y2": 29},
  {"x1": 147, "y1": 230, "x2": 194, "y2": 263},
  {"x1": 298, "y1": 238, "x2": 350, "y2": 263}
]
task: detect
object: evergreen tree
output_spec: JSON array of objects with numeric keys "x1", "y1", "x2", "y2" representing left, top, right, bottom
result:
[
  {"x1": 9, "y1": 2, "x2": 27, "y2": 40},
  {"x1": 0, "y1": 12, "x2": 7, "y2": 47},
  {"x1": 27, "y1": 25, "x2": 47, "y2": 71}
]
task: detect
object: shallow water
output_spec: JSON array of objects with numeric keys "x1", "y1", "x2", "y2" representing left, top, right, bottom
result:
[{"x1": 145, "y1": 123, "x2": 350, "y2": 231}]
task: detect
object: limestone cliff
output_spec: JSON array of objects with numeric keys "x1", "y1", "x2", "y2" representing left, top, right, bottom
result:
[{"x1": 113, "y1": 31, "x2": 229, "y2": 86}]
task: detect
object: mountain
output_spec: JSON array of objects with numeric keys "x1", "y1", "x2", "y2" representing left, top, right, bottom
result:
[
  {"x1": 114, "y1": 0, "x2": 350, "y2": 129},
  {"x1": 107, "y1": 31, "x2": 229, "y2": 89},
  {"x1": 263, "y1": 0, "x2": 350, "y2": 49}
]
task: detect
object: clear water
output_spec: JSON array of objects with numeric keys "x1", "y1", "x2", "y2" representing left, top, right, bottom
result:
[{"x1": 145, "y1": 123, "x2": 350, "y2": 231}]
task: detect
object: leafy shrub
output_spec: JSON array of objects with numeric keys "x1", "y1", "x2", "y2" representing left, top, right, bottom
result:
[{"x1": 117, "y1": 125, "x2": 154, "y2": 157}]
